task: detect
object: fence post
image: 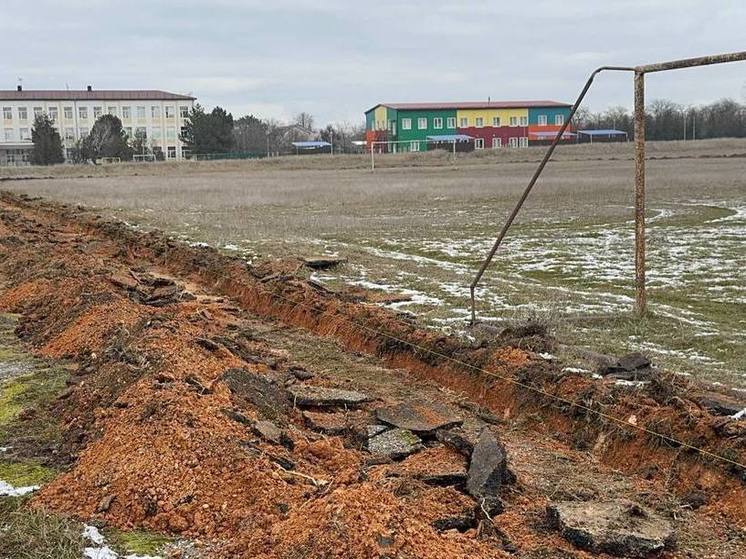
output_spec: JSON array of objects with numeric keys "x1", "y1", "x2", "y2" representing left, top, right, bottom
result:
[
  {"x1": 370, "y1": 143, "x2": 375, "y2": 172},
  {"x1": 634, "y1": 70, "x2": 647, "y2": 315}
]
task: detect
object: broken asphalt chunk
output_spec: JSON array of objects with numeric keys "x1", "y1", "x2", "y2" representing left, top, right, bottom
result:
[
  {"x1": 367, "y1": 428, "x2": 423, "y2": 460},
  {"x1": 302, "y1": 256, "x2": 347, "y2": 270},
  {"x1": 547, "y1": 499, "x2": 675, "y2": 557},
  {"x1": 465, "y1": 429, "x2": 509, "y2": 516},
  {"x1": 287, "y1": 384, "x2": 369, "y2": 408},
  {"x1": 375, "y1": 401, "x2": 462, "y2": 436},
  {"x1": 251, "y1": 420, "x2": 284, "y2": 445},
  {"x1": 222, "y1": 368, "x2": 290, "y2": 421}
]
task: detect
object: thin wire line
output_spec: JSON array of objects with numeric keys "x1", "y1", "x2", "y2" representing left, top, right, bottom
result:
[{"x1": 259, "y1": 283, "x2": 746, "y2": 471}]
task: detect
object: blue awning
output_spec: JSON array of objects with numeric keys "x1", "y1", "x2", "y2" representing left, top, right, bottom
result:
[
  {"x1": 426, "y1": 134, "x2": 473, "y2": 142},
  {"x1": 292, "y1": 141, "x2": 332, "y2": 148},
  {"x1": 577, "y1": 129, "x2": 628, "y2": 136},
  {"x1": 530, "y1": 131, "x2": 577, "y2": 137}
]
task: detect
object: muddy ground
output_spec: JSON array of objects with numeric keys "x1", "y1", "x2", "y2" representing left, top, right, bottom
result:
[{"x1": 0, "y1": 192, "x2": 744, "y2": 558}]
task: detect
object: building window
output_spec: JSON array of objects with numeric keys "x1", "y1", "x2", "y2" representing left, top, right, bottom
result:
[
  {"x1": 19, "y1": 128, "x2": 30, "y2": 141},
  {"x1": 4, "y1": 128, "x2": 14, "y2": 141},
  {"x1": 401, "y1": 118, "x2": 412, "y2": 130},
  {"x1": 460, "y1": 117, "x2": 468, "y2": 127},
  {"x1": 519, "y1": 116, "x2": 528, "y2": 126},
  {"x1": 33, "y1": 107, "x2": 43, "y2": 118},
  {"x1": 2, "y1": 107, "x2": 12, "y2": 120},
  {"x1": 135, "y1": 126, "x2": 147, "y2": 139},
  {"x1": 167, "y1": 146, "x2": 177, "y2": 159},
  {"x1": 79, "y1": 107, "x2": 88, "y2": 120},
  {"x1": 152, "y1": 128, "x2": 162, "y2": 141},
  {"x1": 433, "y1": 117, "x2": 443, "y2": 129},
  {"x1": 474, "y1": 138, "x2": 484, "y2": 149},
  {"x1": 124, "y1": 127, "x2": 133, "y2": 138},
  {"x1": 519, "y1": 137, "x2": 529, "y2": 148},
  {"x1": 166, "y1": 126, "x2": 176, "y2": 140},
  {"x1": 107, "y1": 106, "x2": 117, "y2": 115},
  {"x1": 64, "y1": 106, "x2": 73, "y2": 120},
  {"x1": 151, "y1": 106, "x2": 161, "y2": 118},
  {"x1": 48, "y1": 107, "x2": 58, "y2": 121},
  {"x1": 18, "y1": 107, "x2": 27, "y2": 121},
  {"x1": 555, "y1": 114, "x2": 564, "y2": 125},
  {"x1": 509, "y1": 137, "x2": 519, "y2": 148},
  {"x1": 165, "y1": 106, "x2": 175, "y2": 118},
  {"x1": 475, "y1": 117, "x2": 484, "y2": 128},
  {"x1": 92, "y1": 106, "x2": 102, "y2": 119},
  {"x1": 509, "y1": 116, "x2": 518, "y2": 127},
  {"x1": 410, "y1": 140, "x2": 420, "y2": 152},
  {"x1": 417, "y1": 117, "x2": 427, "y2": 129},
  {"x1": 79, "y1": 127, "x2": 89, "y2": 137},
  {"x1": 492, "y1": 137, "x2": 502, "y2": 148},
  {"x1": 179, "y1": 106, "x2": 189, "y2": 118},
  {"x1": 447, "y1": 117, "x2": 456, "y2": 129},
  {"x1": 492, "y1": 116, "x2": 501, "y2": 127},
  {"x1": 537, "y1": 114, "x2": 548, "y2": 126},
  {"x1": 136, "y1": 106, "x2": 146, "y2": 119},
  {"x1": 64, "y1": 127, "x2": 75, "y2": 140}
]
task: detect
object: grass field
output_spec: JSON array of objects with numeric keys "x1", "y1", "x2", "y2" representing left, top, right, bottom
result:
[{"x1": 3, "y1": 139, "x2": 745, "y2": 387}]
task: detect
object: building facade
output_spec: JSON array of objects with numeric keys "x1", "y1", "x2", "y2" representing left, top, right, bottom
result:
[
  {"x1": 0, "y1": 87, "x2": 196, "y2": 165},
  {"x1": 364, "y1": 101, "x2": 573, "y2": 151}
]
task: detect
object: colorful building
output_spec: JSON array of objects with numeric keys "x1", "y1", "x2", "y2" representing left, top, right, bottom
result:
[{"x1": 364, "y1": 101, "x2": 573, "y2": 151}]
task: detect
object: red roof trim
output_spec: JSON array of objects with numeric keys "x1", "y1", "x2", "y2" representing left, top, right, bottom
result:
[
  {"x1": 366, "y1": 100, "x2": 571, "y2": 113},
  {"x1": 0, "y1": 90, "x2": 195, "y2": 101}
]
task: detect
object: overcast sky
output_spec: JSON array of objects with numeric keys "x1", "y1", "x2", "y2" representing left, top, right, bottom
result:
[{"x1": 3, "y1": 1, "x2": 745, "y2": 125}]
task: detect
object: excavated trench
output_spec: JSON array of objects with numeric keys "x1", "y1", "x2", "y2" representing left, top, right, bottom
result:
[{"x1": 0, "y1": 191, "x2": 744, "y2": 558}]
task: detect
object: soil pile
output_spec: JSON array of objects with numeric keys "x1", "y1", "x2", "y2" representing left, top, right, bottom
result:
[{"x1": 0, "y1": 192, "x2": 744, "y2": 557}]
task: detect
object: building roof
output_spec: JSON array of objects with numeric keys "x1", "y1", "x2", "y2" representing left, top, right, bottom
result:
[
  {"x1": 0, "y1": 89, "x2": 195, "y2": 101},
  {"x1": 292, "y1": 141, "x2": 331, "y2": 148},
  {"x1": 530, "y1": 131, "x2": 577, "y2": 137},
  {"x1": 577, "y1": 129, "x2": 628, "y2": 136},
  {"x1": 367, "y1": 100, "x2": 571, "y2": 113}
]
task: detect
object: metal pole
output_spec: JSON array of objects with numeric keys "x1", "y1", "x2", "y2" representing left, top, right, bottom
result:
[
  {"x1": 469, "y1": 65, "x2": 634, "y2": 324},
  {"x1": 370, "y1": 142, "x2": 375, "y2": 172},
  {"x1": 634, "y1": 71, "x2": 647, "y2": 315}
]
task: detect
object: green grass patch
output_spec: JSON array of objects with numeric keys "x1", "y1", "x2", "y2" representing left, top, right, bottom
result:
[
  {"x1": 0, "y1": 380, "x2": 27, "y2": 426},
  {"x1": 0, "y1": 460, "x2": 56, "y2": 487},
  {"x1": 109, "y1": 528, "x2": 173, "y2": 555}
]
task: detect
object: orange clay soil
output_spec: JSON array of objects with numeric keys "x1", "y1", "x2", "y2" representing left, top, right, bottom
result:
[{"x1": 0, "y1": 192, "x2": 744, "y2": 558}]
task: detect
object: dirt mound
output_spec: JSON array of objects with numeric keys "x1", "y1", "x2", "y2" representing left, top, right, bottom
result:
[{"x1": 0, "y1": 192, "x2": 744, "y2": 557}]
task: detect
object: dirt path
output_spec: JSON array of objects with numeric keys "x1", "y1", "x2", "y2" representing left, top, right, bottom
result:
[{"x1": 0, "y1": 192, "x2": 743, "y2": 558}]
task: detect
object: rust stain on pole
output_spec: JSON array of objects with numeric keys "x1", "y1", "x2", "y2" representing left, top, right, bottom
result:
[{"x1": 634, "y1": 71, "x2": 647, "y2": 315}]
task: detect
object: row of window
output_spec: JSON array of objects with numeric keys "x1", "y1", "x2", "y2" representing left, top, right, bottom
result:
[
  {"x1": 3, "y1": 125, "x2": 183, "y2": 142},
  {"x1": 400, "y1": 114, "x2": 564, "y2": 131},
  {"x1": 407, "y1": 136, "x2": 530, "y2": 151},
  {"x1": 2, "y1": 105, "x2": 190, "y2": 122}
]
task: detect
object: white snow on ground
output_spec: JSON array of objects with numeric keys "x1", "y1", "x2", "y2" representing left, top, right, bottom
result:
[
  {"x1": 83, "y1": 525, "x2": 161, "y2": 559},
  {"x1": 0, "y1": 479, "x2": 40, "y2": 497}
]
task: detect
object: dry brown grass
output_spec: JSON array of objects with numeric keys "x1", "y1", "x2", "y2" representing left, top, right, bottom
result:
[
  {"x1": 2, "y1": 137, "x2": 746, "y2": 180},
  {"x1": 1, "y1": 139, "x2": 744, "y2": 386}
]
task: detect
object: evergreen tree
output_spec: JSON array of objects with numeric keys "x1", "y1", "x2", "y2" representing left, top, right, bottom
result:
[
  {"x1": 180, "y1": 104, "x2": 235, "y2": 155},
  {"x1": 30, "y1": 113, "x2": 65, "y2": 165},
  {"x1": 83, "y1": 114, "x2": 133, "y2": 163}
]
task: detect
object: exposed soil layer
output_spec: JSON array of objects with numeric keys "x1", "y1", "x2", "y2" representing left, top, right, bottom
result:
[{"x1": 0, "y1": 191, "x2": 744, "y2": 558}]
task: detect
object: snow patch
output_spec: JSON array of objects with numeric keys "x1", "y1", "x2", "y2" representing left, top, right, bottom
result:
[{"x1": 0, "y1": 479, "x2": 40, "y2": 497}]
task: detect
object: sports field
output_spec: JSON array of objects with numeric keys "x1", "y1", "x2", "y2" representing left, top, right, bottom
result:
[{"x1": 3, "y1": 138, "x2": 745, "y2": 386}]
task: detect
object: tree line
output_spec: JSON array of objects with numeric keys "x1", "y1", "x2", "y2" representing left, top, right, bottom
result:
[
  {"x1": 574, "y1": 97, "x2": 746, "y2": 141},
  {"x1": 30, "y1": 105, "x2": 366, "y2": 164},
  {"x1": 29, "y1": 96, "x2": 746, "y2": 164}
]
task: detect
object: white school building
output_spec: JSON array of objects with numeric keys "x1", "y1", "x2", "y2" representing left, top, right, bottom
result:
[{"x1": 0, "y1": 86, "x2": 196, "y2": 165}]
